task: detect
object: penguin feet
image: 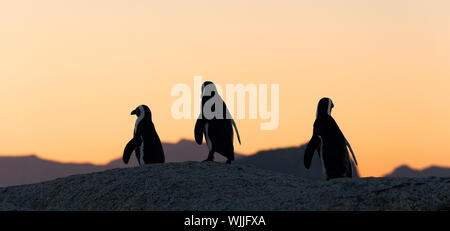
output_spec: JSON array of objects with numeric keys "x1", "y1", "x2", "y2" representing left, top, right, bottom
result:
[{"x1": 202, "y1": 157, "x2": 214, "y2": 162}]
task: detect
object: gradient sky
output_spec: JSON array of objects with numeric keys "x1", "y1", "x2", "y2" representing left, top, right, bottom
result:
[{"x1": 1, "y1": 0, "x2": 449, "y2": 177}]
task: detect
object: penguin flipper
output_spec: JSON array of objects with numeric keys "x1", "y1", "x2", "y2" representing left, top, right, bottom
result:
[
  {"x1": 123, "y1": 138, "x2": 138, "y2": 164},
  {"x1": 304, "y1": 136, "x2": 320, "y2": 169},
  {"x1": 232, "y1": 119, "x2": 241, "y2": 145},
  {"x1": 345, "y1": 138, "x2": 358, "y2": 166},
  {"x1": 194, "y1": 118, "x2": 204, "y2": 145}
]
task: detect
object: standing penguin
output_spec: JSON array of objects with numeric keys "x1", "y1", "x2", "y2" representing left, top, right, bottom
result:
[
  {"x1": 123, "y1": 105, "x2": 165, "y2": 165},
  {"x1": 304, "y1": 97, "x2": 358, "y2": 180},
  {"x1": 194, "y1": 81, "x2": 241, "y2": 164}
]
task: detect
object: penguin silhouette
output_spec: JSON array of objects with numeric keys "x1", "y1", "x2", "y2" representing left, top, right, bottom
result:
[
  {"x1": 304, "y1": 98, "x2": 358, "y2": 180},
  {"x1": 194, "y1": 81, "x2": 241, "y2": 164},
  {"x1": 123, "y1": 105, "x2": 165, "y2": 165}
]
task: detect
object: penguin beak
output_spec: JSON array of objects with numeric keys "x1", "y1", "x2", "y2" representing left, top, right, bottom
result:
[{"x1": 131, "y1": 109, "x2": 137, "y2": 115}]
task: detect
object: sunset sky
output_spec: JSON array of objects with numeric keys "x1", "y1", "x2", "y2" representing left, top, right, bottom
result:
[{"x1": 1, "y1": 0, "x2": 449, "y2": 177}]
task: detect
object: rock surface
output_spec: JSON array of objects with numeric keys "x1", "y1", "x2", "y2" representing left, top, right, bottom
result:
[{"x1": 0, "y1": 162, "x2": 448, "y2": 211}]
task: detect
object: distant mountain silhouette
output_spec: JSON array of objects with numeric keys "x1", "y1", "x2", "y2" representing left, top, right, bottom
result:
[
  {"x1": 0, "y1": 155, "x2": 109, "y2": 187},
  {"x1": 384, "y1": 165, "x2": 450, "y2": 177},
  {"x1": 235, "y1": 144, "x2": 359, "y2": 180}
]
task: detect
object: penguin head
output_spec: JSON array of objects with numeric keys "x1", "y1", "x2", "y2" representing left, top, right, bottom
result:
[
  {"x1": 131, "y1": 105, "x2": 152, "y2": 120},
  {"x1": 200, "y1": 81, "x2": 219, "y2": 104},
  {"x1": 316, "y1": 97, "x2": 334, "y2": 117},
  {"x1": 201, "y1": 81, "x2": 217, "y2": 97}
]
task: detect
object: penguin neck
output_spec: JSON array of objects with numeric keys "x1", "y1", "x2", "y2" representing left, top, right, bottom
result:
[
  {"x1": 135, "y1": 113, "x2": 148, "y2": 134},
  {"x1": 316, "y1": 112, "x2": 331, "y2": 119},
  {"x1": 200, "y1": 96, "x2": 228, "y2": 120}
]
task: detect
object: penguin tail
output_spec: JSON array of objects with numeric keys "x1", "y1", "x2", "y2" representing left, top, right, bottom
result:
[{"x1": 232, "y1": 119, "x2": 241, "y2": 145}]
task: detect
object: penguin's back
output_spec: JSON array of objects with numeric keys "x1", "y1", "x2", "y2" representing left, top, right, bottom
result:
[
  {"x1": 207, "y1": 118, "x2": 234, "y2": 160},
  {"x1": 315, "y1": 116, "x2": 352, "y2": 178},
  {"x1": 141, "y1": 120, "x2": 165, "y2": 163}
]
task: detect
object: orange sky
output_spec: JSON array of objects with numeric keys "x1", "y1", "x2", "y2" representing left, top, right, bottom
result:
[{"x1": 1, "y1": 0, "x2": 449, "y2": 177}]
